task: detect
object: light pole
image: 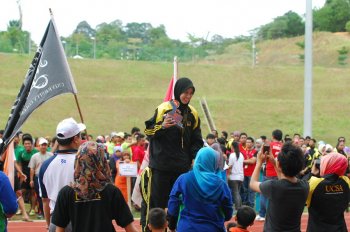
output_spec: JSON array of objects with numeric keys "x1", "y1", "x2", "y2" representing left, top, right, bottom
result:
[
  {"x1": 62, "y1": 40, "x2": 66, "y2": 56},
  {"x1": 28, "y1": 32, "x2": 31, "y2": 54},
  {"x1": 252, "y1": 35, "x2": 256, "y2": 67},
  {"x1": 304, "y1": 0, "x2": 313, "y2": 137},
  {"x1": 91, "y1": 37, "x2": 96, "y2": 59}
]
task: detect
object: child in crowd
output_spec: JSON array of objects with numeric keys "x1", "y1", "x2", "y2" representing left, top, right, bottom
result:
[
  {"x1": 228, "y1": 206, "x2": 256, "y2": 232},
  {"x1": 226, "y1": 222, "x2": 237, "y2": 231},
  {"x1": 147, "y1": 208, "x2": 167, "y2": 232},
  {"x1": 115, "y1": 152, "x2": 132, "y2": 202}
]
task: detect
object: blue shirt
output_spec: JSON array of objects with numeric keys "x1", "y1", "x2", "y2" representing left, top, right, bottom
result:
[
  {"x1": 0, "y1": 171, "x2": 18, "y2": 232},
  {"x1": 167, "y1": 171, "x2": 233, "y2": 232}
]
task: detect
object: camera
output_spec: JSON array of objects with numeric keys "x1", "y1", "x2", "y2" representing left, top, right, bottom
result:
[{"x1": 263, "y1": 144, "x2": 270, "y2": 154}]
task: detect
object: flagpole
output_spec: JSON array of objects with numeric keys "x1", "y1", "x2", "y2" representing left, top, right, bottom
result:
[
  {"x1": 173, "y1": 56, "x2": 178, "y2": 79},
  {"x1": 73, "y1": 94, "x2": 85, "y2": 124},
  {"x1": 173, "y1": 56, "x2": 178, "y2": 100},
  {"x1": 0, "y1": 9, "x2": 84, "y2": 155}
]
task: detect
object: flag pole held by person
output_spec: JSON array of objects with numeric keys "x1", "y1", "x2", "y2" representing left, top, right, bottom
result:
[{"x1": 0, "y1": 9, "x2": 83, "y2": 156}]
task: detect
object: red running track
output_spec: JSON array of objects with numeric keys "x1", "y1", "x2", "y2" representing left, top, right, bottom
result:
[{"x1": 8, "y1": 213, "x2": 350, "y2": 232}]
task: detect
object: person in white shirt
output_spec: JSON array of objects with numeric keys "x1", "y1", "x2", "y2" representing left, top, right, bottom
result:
[
  {"x1": 39, "y1": 118, "x2": 86, "y2": 232},
  {"x1": 28, "y1": 138, "x2": 53, "y2": 219},
  {"x1": 227, "y1": 141, "x2": 244, "y2": 210}
]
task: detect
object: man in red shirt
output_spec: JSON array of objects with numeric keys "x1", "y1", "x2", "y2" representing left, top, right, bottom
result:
[
  {"x1": 241, "y1": 137, "x2": 257, "y2": 208},
  {"x1": 131, "y1": 134, "x2": 146, "y2": 171},
  {"x1": 256, "y1": 129, "x2": 283, "y2": 221},
  {"x1": 239, "y1": 133, "x2": 247, "y2": 152}
]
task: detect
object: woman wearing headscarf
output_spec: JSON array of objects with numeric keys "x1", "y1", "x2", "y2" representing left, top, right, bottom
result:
[
  {"x1": 210, "y1": 142, "x2": 227, "y2": 181},
  {"x1": 167, "y1": 147, "x2": 233, "y2": 232},
  {"x1": 306, "y1": 152, "x2": 350, "y2": 232},
  {"x1": 52, "y1": 141, "x2": 138, "y2": 232},
  {"x1": 142, "y1": 77, "x2": 203, "y2": 231}
]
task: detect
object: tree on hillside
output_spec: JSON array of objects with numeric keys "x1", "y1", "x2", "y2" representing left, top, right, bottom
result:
[
  {"x1": 258, "y1": 11, "x2": 304, "y2": 40},
  {"x1": 125, "y1": 22, "x2": 152, "y2": 43},
  {"x1": 74, "y1": 21, "x2": 95, "y2": 38},
  {"x1": 146, "y1": 25, "x2": 168, "y2": 44},
  {"x1": 284, "y1": 11, "x2": 304, "y2": 36},
  {"x1": 95, "y1": 21, "x2": 127, "y2": 59},
  {"x1": 96, "y1": 20, "x2": 126, "y2": 44},
  {"x1": 313, "y1": 0, "x2": 350, "y2": 32},
  {"x1": 6, "y1": 20, "x2": 29, "y2": 53},
  {"x1": 0, "y1": 17, "x2": 238, "y2": 61}
]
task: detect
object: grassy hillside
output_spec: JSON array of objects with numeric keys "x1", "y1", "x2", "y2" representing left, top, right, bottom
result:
[
  {"x1": 204, "y1": 32, "x2": 350, "y2": 67},
  {"x1": 0, "y1": 32, "x2": 350, "y2": 144}
]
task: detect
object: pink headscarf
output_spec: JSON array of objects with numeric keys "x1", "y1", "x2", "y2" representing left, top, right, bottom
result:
[{"x1": 320, "y1": 152, "x2": 348, "y2": 176}]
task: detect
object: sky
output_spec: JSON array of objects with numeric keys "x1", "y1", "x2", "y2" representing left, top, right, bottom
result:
[{"x1": 0, "y1": 0, "x2": 326, "y2": 45}]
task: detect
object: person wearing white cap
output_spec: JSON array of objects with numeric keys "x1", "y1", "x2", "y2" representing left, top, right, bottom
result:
[
  {"x1": 28, "y1": 137, "x2": 53, "y2": 219},
  {"x1": 38, "y1": 118, "x2": 86, "y2": 232},
  {"x1": 107, "y1": 132, "x2": 124, "y2": 155}
]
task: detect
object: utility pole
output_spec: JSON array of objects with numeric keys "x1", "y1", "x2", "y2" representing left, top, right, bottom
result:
[
  {"x1": 304, "y1": 0, "x2": 313, "y2": 137},
  {"x1": 28, "y1": 33, "x2": 31, "y2": 54},
  {"x1": 252, "y1": 35, "x2": 256, "y2": 67},
  {"x1": 91, "y1": 37, "x2": 96, "y2": 59},
  {"x1": 16, "y1": 0, "x2": 22, "y2": 29}
]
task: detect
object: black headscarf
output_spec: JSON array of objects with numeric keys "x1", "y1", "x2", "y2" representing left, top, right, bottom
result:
[{"x1": 174, "y1": 77, "x2": 195, "y2": 112}]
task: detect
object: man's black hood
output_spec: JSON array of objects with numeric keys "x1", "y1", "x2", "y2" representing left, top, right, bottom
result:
[{"x1": 174, "y1": 77, "x2": 195, "y2": 111}]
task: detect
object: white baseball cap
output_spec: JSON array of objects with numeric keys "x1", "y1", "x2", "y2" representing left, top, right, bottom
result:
[
  {"x1": 110, "y1": 132, "x2": 118, "y2": 138},
  {"x1": 56, "y1": 118, "x2": 86, "y2": 139},
  {"x1": 38, "y1": 137, "x2": 48, "y2": 145},
  {"x1": 325, "y1": 144, "x2": 333, "y2": 153},
  {"x1": 116, "y1": 132, "x2": 125, "y2": 138},
  {"x1": 318, "y1": 143, "x2": 326, "y2": 152}
]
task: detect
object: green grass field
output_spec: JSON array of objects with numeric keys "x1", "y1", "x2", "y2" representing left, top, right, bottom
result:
[{"x1": 1, "y1": 32, "x2": 350, "y2": 144}]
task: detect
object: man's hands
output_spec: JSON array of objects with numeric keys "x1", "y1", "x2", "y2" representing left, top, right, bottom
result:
[
  {"x1": 19, "y1": 172, "x2": 27, "y2": 182},
  {"x1": 256, "y1": 149, "x2": 271, "y2": 164},
  {"x1": 257, "y1": 149, "x2": 276, "y2": 166}
]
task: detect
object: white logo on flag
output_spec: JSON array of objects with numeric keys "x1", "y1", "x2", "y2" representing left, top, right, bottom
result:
[{"x1": 31, "y1": 59, "x2": 48, "y2": 90}]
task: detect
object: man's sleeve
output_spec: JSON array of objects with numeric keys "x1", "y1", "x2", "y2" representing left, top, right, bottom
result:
[
  {"x1": 259, "y1": 179, "x2": 273, "y2": 199},
  {"x1": 38, "y1": 157, "x2": 54, "y2": 198},
  {"x1": 51, "y1": 186, "x2": 70, "y2": 228},
  {"x1": 28, "y1": 154, "x2": 36, "y2": 169},
  {"x1": 0, "y1": 172, "x2": 18, "y2": 216},
  {"x1": 111, "y1": 186, "x2": 134, "y2": 228},
  {"x1": 16, "y1": 151, "x2": 22, "y2": 163}
]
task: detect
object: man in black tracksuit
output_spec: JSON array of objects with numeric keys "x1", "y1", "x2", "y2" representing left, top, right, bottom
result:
[{"x1": 141, "y1": 77, "x2": 203, "y2": 231}]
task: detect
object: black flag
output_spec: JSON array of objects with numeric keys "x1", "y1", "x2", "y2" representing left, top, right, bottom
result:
[{"x1": 0, "y1": 19, "x2": 77, "y2": 154}]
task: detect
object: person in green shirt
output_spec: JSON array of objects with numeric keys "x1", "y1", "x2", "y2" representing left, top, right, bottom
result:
[
  {"x1": 16, "y1": 133, "x2": 38, "y2": 217},
  {"x1": 7, "y1": 133, "x2": 31, "y2": 221}
]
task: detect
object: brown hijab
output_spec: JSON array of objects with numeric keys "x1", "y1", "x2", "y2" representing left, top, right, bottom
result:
[{"x1": 71, "y1": 141, "x2": 111, "y2": 200}]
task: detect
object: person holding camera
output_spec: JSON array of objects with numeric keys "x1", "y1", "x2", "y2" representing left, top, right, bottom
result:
[
  {"x1": 256, "y1": 129, "x2": 283, "y2": 221},
  {"x1": 306, "y1": 152, "x2": 350, "y2": 232},
  {"x1": 250, "y1": 142, "x2": 309, "y2": 232}
]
